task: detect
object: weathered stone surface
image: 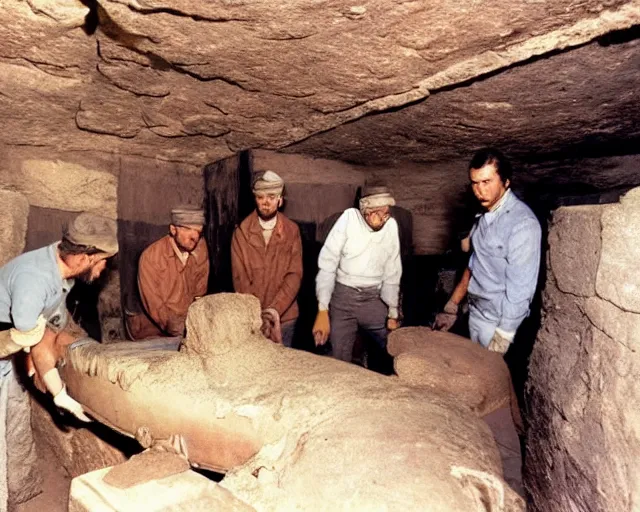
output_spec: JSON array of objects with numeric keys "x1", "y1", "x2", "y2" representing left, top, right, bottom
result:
[
  {"x1": 0, "y1": 160, "x2": 117, "y2": 219},
  {"x1": 548, "y1": 205, "x2": 603, "y2": 297},
  {"x1": 70, "y1": 465, "x2": 256, "y2": 512},
  {"x1": 526, "y1": 191, "x2": 640, "y2": 512},
  {"x1": 596, "y1": 187, "x2": 640, "y2": 313},
  {"x1": 0, "y1": 189, "x2": 29, "y2": 267},
  {"x1": 31, "y1": 397, "x2": 128, "y2": 479},
  {"x1": 289, "y1": 36, "x2": 640, "y2": 169},
  {"x1": 388, "y1": 327, "x2": 515, "y2": 418},
  {"x1": 99, "y1": 270, "x2": 124, "y2": 343},
  {"x1": 0, "y1": 0, "x2": 638, "y2": 168},
  {"x1": 6, "y1": 368, "x2": 42, "y2": 506}
]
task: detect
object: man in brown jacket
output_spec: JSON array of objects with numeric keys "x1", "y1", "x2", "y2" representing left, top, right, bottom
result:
[
  {"x1": 231, "y1": 171, "x2": 303, "y2": 347},
  {"x1": 127, "y1": 206, "x2": 209, "y2": 340}
]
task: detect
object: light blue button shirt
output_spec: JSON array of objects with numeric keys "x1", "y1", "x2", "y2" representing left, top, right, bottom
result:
[
  {"x1": 467, "y1": 190, "x2": 541, "y2": 333},
  {"x1": 0, "y1": 243, "x2": 74, "y2": 332}
]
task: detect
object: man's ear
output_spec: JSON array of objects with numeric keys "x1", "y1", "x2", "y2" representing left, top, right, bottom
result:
[
  {"x1": 278, "y1": 197, "x2": 284, "y2": 208},
  {"x1": 504, "y1": 178, "x2": 511, "y2": 189},
  {"x1": 169, "y1": 224, "x2": 177, "y2": 236}
]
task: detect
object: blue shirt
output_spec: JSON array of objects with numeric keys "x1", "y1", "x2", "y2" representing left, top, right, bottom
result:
[
  {"x1": 0, "y1": 243, "x2": 73, "y2": 331},
  {"x1": 467, "y1": 190, "x2": 541, "y2": 333}
]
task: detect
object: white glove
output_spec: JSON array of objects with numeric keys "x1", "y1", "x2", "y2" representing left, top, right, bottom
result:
[{"x1": 53, "y1": 387, "x2": 92, "y2": 423}]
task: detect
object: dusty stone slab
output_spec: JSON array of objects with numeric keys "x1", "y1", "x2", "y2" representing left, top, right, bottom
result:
[
  {"x1": 70, "y1": 465, "x2": 255, "y2": 512},
  {"x1": 0, "y1": 189, "x2": 29, "y2": 267},
  {"x1": 548, "y1": 205, "x2": 603, "y2": 297},
  {"x1": 596, "y1": 186, "x2": 640, "y2": 312},
  {"x1": 0, "y1": 160, "x2": 118, "y2": 219}
]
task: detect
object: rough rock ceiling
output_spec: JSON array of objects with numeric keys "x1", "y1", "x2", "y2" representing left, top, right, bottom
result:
[{"x1": 0, "y1": 0, "x2": 638, "y2": 168}]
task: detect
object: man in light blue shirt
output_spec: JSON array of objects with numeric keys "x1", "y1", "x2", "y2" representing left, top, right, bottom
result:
[
  {"x1": 434, "y1": 148, "x2": 541, "y2": 353},
  {"x1": 0, "y1": 213, "x2": 119, "y2": 420}
]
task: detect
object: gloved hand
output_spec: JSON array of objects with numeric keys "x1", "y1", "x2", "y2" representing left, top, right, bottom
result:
[
  {"x1": 487, "y1": 328, "x2": 513, "y2": 354},
  {"x1": 433, "y1": 300, "x2": 458, "y2": 331},
  {"x1": 53, "y1": 386, "x2": 92, "y2": 422},
  {"x1": 387, "y1": 318, "x2": 400, "y2": 331},
  {"x1": 260, "y1": 308, "x2": 282, "y2": 344},
  {"x1": 313, "y1": 310, "x2": 330, "y2": 346}
]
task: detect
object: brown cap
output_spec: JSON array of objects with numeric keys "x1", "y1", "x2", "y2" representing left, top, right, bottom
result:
[{"x1": 66, "y1": 213, "x2": 119, "y2": 256}]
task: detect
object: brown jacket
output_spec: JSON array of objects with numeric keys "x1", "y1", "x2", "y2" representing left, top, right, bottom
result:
[
  {"x1": 231, "y1": 212, "x2": 302, "y2": 323},
  {"x1": 130, "y1": 235, "x2": 209, "y2": 339}
]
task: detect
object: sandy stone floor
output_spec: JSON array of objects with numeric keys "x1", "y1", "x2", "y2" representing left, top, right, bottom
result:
[{"x1": 14, "y1": 442, "x2": 70, "y2": 512}]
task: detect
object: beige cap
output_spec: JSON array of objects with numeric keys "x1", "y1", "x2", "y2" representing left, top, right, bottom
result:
[
  {"x1": 359, "y1": 185, "x2": 395, "y2": 211},
  {"x1": 66, "y1": 213, "x2": 119, "y2": 256},
  {"x1": 253, "y1": 170, "x2": 284, "y2": 195},
  {"x1": 171, "y1": 206, "x2": 205, "y2": 227}
]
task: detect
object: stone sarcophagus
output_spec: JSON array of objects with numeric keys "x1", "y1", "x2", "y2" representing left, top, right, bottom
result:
[{"x1": 59, "y1": 293, "x2": 523, "y2": 511}]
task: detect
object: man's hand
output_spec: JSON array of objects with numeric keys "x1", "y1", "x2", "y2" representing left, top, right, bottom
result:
[
  {"x1": 260, "y1": 308, "x2": 282, "y2": 344},
  {"x1": 487, "y1": 329, "x2": 513, "y2": 354},
  {"x1": 312, "y1": 310, "x2": 330, "y2": 346},
  {"x1": 166, "y1": 316, "x2": 186, "y2": 337},
  {"x1": 53, "y1": 387, "x2": 92, "y2": 422},
  {"x1": 387, "y1": 318, "x2": 400, "y2": 331},
  {"x1": 433, "y1": 299, "x2": 458, "y2": 331}
]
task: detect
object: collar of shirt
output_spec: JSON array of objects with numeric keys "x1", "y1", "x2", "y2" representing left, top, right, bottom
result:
[
  {"x1": 477, "y1": 189, "x2": 512, "y2": 227},
  {"x1": 169, "y1": 236, "x2": 190, "y2": 266},
  {"x1": 258, "y1": 215, "x2": 277, "y2": 231},
  {"x1": 49, "y1": 242, "x2": 74, "y2": 292}
]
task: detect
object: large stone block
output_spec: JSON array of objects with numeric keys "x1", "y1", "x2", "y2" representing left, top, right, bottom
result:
[
  {"x1": 0, "y1": 160, "x2": 117, "y2": 219},
  {"x1": 69, "y1": 463, "x2": 255, "y2": 512},
  {"x1": 548, "y1": 204, "x2": 603, "y2": 297},
  {"x1": 526, "y1": 192, "x2": 640, "y2": 512},
  {"x1": 597, "y1": 187, "x2": 640, "y2": 312},
  {"x1": 0, "y1": 189, "x2": 29, "y2": 267}
]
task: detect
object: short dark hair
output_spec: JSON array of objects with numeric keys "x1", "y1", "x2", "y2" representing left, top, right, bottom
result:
[
  {"x1": 58, "y1": 237, "x2": 103, "y2": 258},
  {"x1": 468, "y1": 147, "x2": 512, "y2": 185}
]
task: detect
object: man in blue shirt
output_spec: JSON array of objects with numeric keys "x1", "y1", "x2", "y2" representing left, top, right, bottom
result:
[
  {"x1": 434, "y1": 148, "x2": 541, "y2": 353},
  {"x1": 0, "y1": 212, "x2": 118, "y2": 420}
]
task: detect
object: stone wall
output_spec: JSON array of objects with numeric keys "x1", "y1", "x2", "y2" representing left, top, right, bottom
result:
[{"x1": 525, "y1": 186, "x2": 640, "y2": 512}]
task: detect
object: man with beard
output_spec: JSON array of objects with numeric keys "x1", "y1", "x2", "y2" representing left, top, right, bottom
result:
[
  {"x1": 0, "y1": 212, "x2": 119, "y2": 422},
  {"x1": 231, "y1": 171, "x2": 303, "y2": 347},
  {"x1": 128, "y1": 206, "x2": 209, "y2": 340},
  {"x1": 434, "y1": 148, "x2": 541, "y2": 354},
  {"x1": 312, "y1": 186, "x2": 401, "y2": 372}
]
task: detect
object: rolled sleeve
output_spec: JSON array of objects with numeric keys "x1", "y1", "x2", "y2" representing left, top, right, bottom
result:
[{"x1": 498, "y1": 218, "x2": 541, "y2": 332}]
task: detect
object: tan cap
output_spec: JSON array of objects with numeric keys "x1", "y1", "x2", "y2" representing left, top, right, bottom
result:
[
  {"x1": 171, "y1": 206, "x2": 205, "y2": 227},
  {"x1": 359, "y1": 185, "x2": 395, "y2": 211},
  {"x1": 253, "y1": 170, "x2": 284, "y2": 194},
  {"x1": 66, "y1": 213, "x2": 119, "y2": 256}
]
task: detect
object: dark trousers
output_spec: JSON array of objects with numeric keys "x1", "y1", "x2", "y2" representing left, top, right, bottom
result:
[{"x1": 329, "y1": 282, "x2": 392, "y2": 373}]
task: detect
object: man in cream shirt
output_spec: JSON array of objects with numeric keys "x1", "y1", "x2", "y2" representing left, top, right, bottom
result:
[{"x1": 313, "y1": 186, "x2": 402, "y2": 372}]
